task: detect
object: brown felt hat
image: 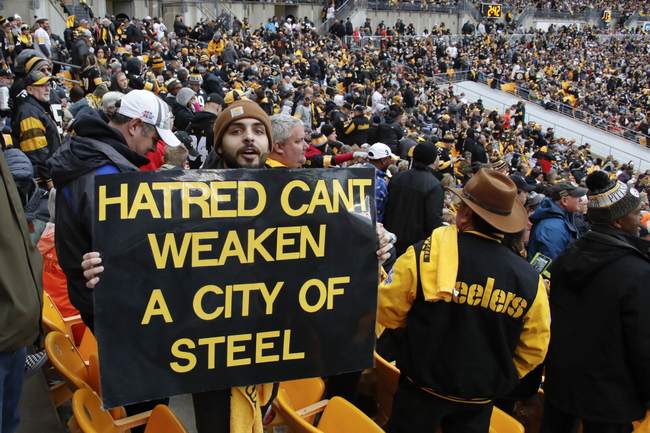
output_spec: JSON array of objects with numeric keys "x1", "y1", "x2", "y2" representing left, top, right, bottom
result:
[
  {"x1": 449, "y1": 169, "x2": 528, "y2": 233},
  {"x1": 212, "y1": 99, "x2": 272, "y2": 152}
]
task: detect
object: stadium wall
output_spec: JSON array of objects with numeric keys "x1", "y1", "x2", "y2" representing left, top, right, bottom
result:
[
  {"x1": 163, "y1": 2, "x2": 323, "y2": 32},
  {"x1": 366, "y1": 10, "x2": 463, "y2": 33}
]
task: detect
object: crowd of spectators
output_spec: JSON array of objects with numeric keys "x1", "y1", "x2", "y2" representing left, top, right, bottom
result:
[{"x1": 0, "y1": 6, "x2": 649, "y2": 433}]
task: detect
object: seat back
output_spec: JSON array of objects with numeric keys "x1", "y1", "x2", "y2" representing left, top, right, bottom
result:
[
  {"x1": 281, "y1": 378, "x2": 326, "y2": 420},
  {"x1": 489, "y1": 406, "x2": 525, "y2": 433},
  {"x1": 274, "y1": 387, "x2": 321, "y2": 433},
  {"x1": 317, "y1": 396, "x2": 384, "y2": 433},
  {"x1": 45, "y1": 331, "x2": 90, "y2": 392},
  {"x1": 42, "y1": 291, "x2": 68, "y2": 335},
  {"x1": 78, "y1": 328, "x2": 99, "y2": 363},
  {"x1": 72, "y1": 388, "x2": 119, "y2": 433},
  {"x1": 374, "y1": 352, "x2": 400, "y2": 426},
  {"x1": 144, "y1": 404, "x2": 189, "y2": 433}
]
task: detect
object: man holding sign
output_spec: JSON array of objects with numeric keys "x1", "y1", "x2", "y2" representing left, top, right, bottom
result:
[
  {"x1": 48, "y1": 89, "x2": 182, "y2": 431},
  {"x1": 80, "y1": 98, "x2": 394, "y2": 433}
]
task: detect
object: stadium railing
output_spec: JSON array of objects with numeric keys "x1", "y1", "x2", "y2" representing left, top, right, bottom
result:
[
  {"x1": 474, "y1": 74, "x2": 648, "y2": 146},
  {"x1": 343, "y1": 34, "x2": 466, "y2": 50},
  {"x1": 454, "y1": 79, "x2": 650, "y2": 168},
  {"x1": 367, "y1": 0, "x2": 459, "y2": 12}
]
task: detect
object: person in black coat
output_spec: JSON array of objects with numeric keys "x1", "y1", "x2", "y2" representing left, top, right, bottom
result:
[
  {"x1": 383, "y1": 141, "x2": 444, "y2": 256},
  {"x1": 345, "y1": 18, "x2": 353, "y2": 36},
  {"x1": 71, "y1": 30, "x2": 92, "y2": 68},
  {"x1": 542, "y1": 170, "x2": 650, "y2": 433},
  {"x1": 375, "y1": 108, "x2": 404, "y2": 154},
  {"x1": 173, "y1": 88, "x2": 196, "y2": 131}
]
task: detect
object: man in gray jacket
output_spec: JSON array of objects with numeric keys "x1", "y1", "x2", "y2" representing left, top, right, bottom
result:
[{"x1": 0, "y1": 148, "x2": 42, "y2": 433}]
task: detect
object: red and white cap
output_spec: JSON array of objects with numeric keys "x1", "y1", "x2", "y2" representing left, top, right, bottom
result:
[{"x1": 118, "y1": 89, "x2": 181, "y2": 147}]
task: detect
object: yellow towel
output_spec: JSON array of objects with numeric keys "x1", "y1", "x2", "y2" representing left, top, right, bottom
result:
[
  {"x1": 418, "y1": 225, "x2": 459, "y2": 302},
  {"x1": 230, "y1": 384, "x2": 274, "y2": 433}
]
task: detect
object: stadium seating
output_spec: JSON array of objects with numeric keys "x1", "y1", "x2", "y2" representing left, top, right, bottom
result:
[
  {"x1": 44, "y1": 330, "x2": 101, "y2": 395},
  {"x1": 42, "y1": 291, "x2": 82, "y2": 338},
  {"x1": 374, "y1": 352, "x2": 399, "y2": 426},
  {"x1": 42, "y1": 291, "x2": 97, "y2": 361},
  {"x1": 72, "y1": 388, "x2": 188, "y2": 433},
  {"x1": 274, "y1": 379, "x2": 384, "y2": 433},
  {"x1": 490, "y1": 407, "x2": 525, "y2": 433}
]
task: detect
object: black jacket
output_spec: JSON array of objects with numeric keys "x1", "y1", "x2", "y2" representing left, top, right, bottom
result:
[
  {"x1": 383, "y1": 164, "x2": 444, "y2": 256},
  {"x1": 187, "y1": 111, "x2": 217, "y2": 168},
  {"x1": 47, "y1": 115, "x2": 148, "y2": 315},
  {"x1": 71, "y1": 38, "x2": 90, "y2": 68},
  {"x1": 375, "y1": 121, "x2": 403, "y2": 153},
  {"x1": 342, "y1": 114, "x2": 370, "y2": 146},
  {"x1": 546, "y1": 226, "x2": 650, "y2": 423},
  {"x1": 378, "y1": 227, "x2": 549, "y2": 401},
  {"x1": 173, "y1": 105, "x2": 195, "y2": 132},
  {"x1": 12, "y1": 95, "x2": 61, "y2": 182}
]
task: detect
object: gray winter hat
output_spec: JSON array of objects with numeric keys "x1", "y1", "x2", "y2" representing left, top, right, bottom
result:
[{"x1": 176, "y1": 87, "x2": 196, "y2": 108}]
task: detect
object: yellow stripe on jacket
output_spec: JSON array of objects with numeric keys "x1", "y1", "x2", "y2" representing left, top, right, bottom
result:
[
  {"x1": 19, "y1": 117, "x2": 48, "y2": 152},
  {"x1": 378, "y1": 225, "x2": 459, "y2": 328},
  {"x1": 512, "y1": 277, "x2": 550, "y2": 378}
]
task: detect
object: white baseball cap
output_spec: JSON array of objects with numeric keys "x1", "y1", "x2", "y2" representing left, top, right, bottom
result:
[
  {"x1": 118, "y1": 89, "x2": 181, "y2": 147},
  {"x1": 367, "y1": 142, "x2": 398, "y2": 161}
]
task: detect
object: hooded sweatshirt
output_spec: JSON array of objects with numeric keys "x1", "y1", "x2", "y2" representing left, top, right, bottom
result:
[
  {"x1": 527, "y1": 197, "x2": 578, "y2": 260},
  {"x1": 546, "y1": 226, "x2": 650, "y2": 422},
  {"x1": 47, "y1": 114, "x2": 148, "y2": 316}
]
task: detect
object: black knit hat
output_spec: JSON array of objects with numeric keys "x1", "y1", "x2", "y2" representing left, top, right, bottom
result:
[
  {"x1": 412, "y1": 141, "x2": 437, "y2": 166},
  {"x1": 585, "y1": 170, "x2": 641, "y2": 224}
]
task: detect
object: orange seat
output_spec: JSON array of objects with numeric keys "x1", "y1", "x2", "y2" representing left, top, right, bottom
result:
[
  {"x1": 374, "y1": 352, "x2": 399, "y2": 426},
  {"x1": 316, "y1": 396, "x2": 384, "y2": 433},
  {"x1": 489, "y1": 406, "x2": 525, "y2": 433},
  {"x1": 275, "y1": 378, "x2": 326, "y2": 426},
  {"x1": 42, "y1": 291, "x2": 82, "y2": 337},
  {"x1": 274, "y1": 381, "x2": 383, "y2": 433},
  {"x1": 42, "y1": 290, "x2": 97, "y2": 360},
  {"x1": 72, "y1": 388, "x2": 188, "y2": 433},
  {"x1": 45, "y1": 331, "x2": 99, "y2": 394},
  {"x1": 633, "y1": 410, "x2": 650, "y2": 432}
]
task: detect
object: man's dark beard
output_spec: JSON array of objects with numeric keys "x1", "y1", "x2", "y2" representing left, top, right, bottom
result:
[{"x1": 220, "y1": 150, "x2": 264, "y2": 169}]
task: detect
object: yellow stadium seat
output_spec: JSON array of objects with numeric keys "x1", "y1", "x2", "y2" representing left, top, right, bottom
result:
[
  {"x1": 489, "y1": 406, "x2": 525, "y2": 433},
  {"x1": 633, "y1": 410, "x2": 650, "y2": 432},
  {"x1": 42, "y1": 291, "x2": 97, "y2": 362},
  {"x1": 274, "y1": 380, "x2": 383, "y2": 433},
  {"x1": 45, "y1": 331, "x2": 99, "y2": 394},
  {"x1": 317, "y1": 396, "x2": 384, "y2": 433},
  {"x1": 42, "y1": 291, "x2": 82, "y2": 338},
  {"x1": 374, "y1": 352, "x2": 399, "y2": 426},
  {"x1": 72, "y1": 388, "x2": 188, "y2": 433},
  {"x1": 279, "y1": 378, "x2": 326, "y2": 425}
]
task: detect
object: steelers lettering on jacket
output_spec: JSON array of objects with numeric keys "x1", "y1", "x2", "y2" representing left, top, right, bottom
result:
[{"x1": 450, "y1": 277, "x2": 527, "y2": 319}]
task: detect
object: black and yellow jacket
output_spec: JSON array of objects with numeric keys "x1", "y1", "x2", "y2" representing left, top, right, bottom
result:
[
  {"x1": 264, "y1": 157, "x2": 287, "y2": 168},
  {"x1": 342, "y1": 114, "x2": 370, "y2": 146},
  {"x1": 378, "y1": 225, "x2": 550, "y2": 402},
  {"x1": 12, "y1": 94, "x2": 61, "y2": 183}
]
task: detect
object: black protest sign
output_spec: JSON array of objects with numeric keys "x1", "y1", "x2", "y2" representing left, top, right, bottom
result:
[{"x1": 93, "y1": 168, "x2": 377, "y2": 408}]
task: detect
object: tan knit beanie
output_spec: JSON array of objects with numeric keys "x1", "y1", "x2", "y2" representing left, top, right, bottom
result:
[{"x1": 212, "y1": 99, "x2": 272, "y2": 152}]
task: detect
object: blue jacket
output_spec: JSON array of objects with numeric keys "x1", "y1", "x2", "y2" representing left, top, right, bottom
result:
[
  {"x1": 528, "y1": 198, "x2": 578, "y2": 261},
  {"x1": 358, "y1": 163, "x2": 388, "y2": 223}
]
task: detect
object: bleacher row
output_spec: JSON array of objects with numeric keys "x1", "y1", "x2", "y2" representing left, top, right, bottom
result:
[
  {"x1": 365, "y1": 0, "x2": 648, "y2": 14},
  {"x1": 42, "y1": 291, "x2": 528, "y2": 433}
]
